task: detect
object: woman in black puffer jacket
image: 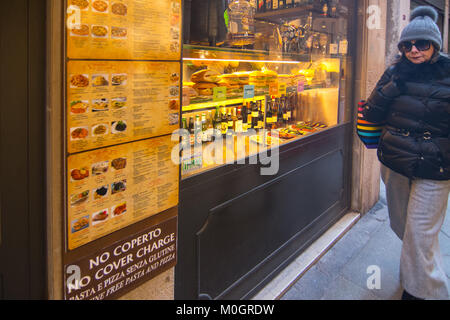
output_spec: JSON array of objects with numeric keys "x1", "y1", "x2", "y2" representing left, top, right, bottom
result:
[{"x1": 362, "y1": 6, "x2": 450, "y2": 300}]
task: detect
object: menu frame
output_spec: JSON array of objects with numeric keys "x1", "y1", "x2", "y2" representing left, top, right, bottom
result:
[{"x1": 62, "y1": 0, "x2": 183, "y2": 299}]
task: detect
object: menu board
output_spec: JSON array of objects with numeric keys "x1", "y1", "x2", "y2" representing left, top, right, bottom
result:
[
  {"x1": 67, "y1": 60, "x2": 180, "y2": 154},
  {"x1": 66, "y1": 0, "x2": 181, "y2": 60},
  {"x1": 67, "y1": 136, "x2": 179, "y2": 250}
]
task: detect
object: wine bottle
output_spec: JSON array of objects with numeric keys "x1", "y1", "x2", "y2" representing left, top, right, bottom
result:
[
  {"x1": 220, "y1": 107, "x2": 228, "y2": 137},
  {"x1": 242, "y1": 104, "x2": 249, "y2": 133},
  {"x1": 195, "y1": 114, "x2": 203, "y2": 144},
  {"x1": 235, "y1": 107, "x2": 243, "y2": 133},
  {"x1": 265, "y1": 97, "x2": 273, "y2": 129}
]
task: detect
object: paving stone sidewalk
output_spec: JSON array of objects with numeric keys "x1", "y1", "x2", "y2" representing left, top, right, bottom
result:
[{"x1": 281, "y1": 182, "x2": 450, "y2": 300}]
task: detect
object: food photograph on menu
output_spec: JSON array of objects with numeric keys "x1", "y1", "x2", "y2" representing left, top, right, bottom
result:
[
  {"x1": 67, "y1": 60, "x2": 180, "y2": 153},
  {"x1": 67, "y1": 137, "x2": 179, "y2": 250},
  {"x1": 66, "y1": 0, "x2": 182, "y2": 60}
]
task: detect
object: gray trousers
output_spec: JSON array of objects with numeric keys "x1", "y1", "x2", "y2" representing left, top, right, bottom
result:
[{"x1": 381, "y1": 165, "x2": 450, "y2": 299}]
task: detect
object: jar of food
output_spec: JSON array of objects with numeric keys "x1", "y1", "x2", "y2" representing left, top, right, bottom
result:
[{"x1": 228, "y1": 0, "x2": 255, "y2": 47}]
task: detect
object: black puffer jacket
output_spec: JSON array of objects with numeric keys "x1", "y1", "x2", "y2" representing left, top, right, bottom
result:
[{"x1": 362, "y1": 54, "x2": 450, "y2": 181}]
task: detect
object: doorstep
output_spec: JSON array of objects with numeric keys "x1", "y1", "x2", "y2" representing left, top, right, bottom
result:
[{"x1": 252, "y1": 211, "x2": 361, "y2": 300}]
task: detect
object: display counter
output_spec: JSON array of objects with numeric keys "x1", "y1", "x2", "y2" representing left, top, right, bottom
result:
[{"x1": 176, "y1": 0, "x2": 357, "y2": 299}]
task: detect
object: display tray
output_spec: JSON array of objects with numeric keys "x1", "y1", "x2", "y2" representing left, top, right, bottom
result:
[{"x1": 181, "y1": 123, "x2": 332, "y2": 179}]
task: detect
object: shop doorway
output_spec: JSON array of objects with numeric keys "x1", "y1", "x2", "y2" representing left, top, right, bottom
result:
[{"x1": 0, "y1": 0, "x2": 47, "y2": 299}]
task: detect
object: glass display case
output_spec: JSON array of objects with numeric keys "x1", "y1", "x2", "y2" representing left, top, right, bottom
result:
[
  {"x1": 181, "y1": 0, "x2": 351, "y2": 177},
  {"x1": 176, "y1": 0, "x2": 357, "y2": 300}
]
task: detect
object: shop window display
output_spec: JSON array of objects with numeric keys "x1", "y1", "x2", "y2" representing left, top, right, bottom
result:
[{"x1": 181, "y1": 0, "x2": 353, "y2": 177}]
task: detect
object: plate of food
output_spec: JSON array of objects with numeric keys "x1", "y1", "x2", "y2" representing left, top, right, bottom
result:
[
  {"x1": 70, "y1": 190, "x2": 89, "y2": 206},
  {"x1": 169, "y1": 99, "x2": 179, "y2": 111},
  {"x1": 92, "y1": 209, "x2": 109, "y2": 225},
  {"x1": 70, "y1": 167, "x2": 90, "y2": 181},
  {"x1": 112, "y1": 203, "x2": 127, "y2": 217},
  {"x1": 111, "y1": 97, "x2": 126, "y2": 110},
  {"x1": 91, "y1": 161, "x2": 109, "y2": 176},
  {"x1": 93, "y1": 185, "x2": 108, "y2": 200},
  {"x1": 111, "y1": 74, "x2": 127, "y2": 86},
  {"x1": 70, "y1": 0, "x2": 89, "y2": 10},
  {"x1": 269, "y1": 129, "x2": 299, "y2": 140},
  {"x1": 111, "y1": 180, "x2": 126, "y2": 194},
  {"x1": 92, "y1": 123, "x2": 108, "y2": 136},
  {"x1": 250, "y1": 134, "x2": 281, "y2": 146},
  {"x1": 92, "y1": 0, "x2": 108, "y2": 13},
  {"x1": 111, "y1": 27, "x2": 127, "y2": 39},
  {"x1": 111, "y1": 157, "x2": 127, "y2": 170},
  {"x1": 71, "y1": 216, "x2": 89, "y2": 233},
  {"x1": 91, "y1": 25, "x2": 108, "y2": 38},
  {"x1": 92, "y1": 74, "x2": 109, "y2": 87},
  {"x1": 70, "y1": 24, "x2": 90, "y2": 37},
  {"x1": 70, "y1": 127, "x2": 89, "y2": 140},
  {"x1": 111, "y1": 2, "x2": 127, "y2": 16},
  {"x1": 70, "y1": 74, "x2": 89, "y2": 88},
  {"x1": 111, "y1": 121, "x2": 127, "y2": 134},
  {"x1": 91, "y1": 98, "x2": 109, "y2": 112},
  {"x1": 70, "y1": 100, "x2": 89, "y2": 114}
]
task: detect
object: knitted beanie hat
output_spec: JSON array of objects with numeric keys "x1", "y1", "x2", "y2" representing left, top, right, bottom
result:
[{"x1": 398, "y1": 6, "x2": 442, "y2": 52}]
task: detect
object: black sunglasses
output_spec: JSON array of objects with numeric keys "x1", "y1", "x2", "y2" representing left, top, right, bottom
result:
[{"x1": 399, "y1": 40, "x2": 432, "y2": 53}]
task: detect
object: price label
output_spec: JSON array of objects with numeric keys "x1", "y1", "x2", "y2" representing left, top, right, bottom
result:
[
  {"x1": 213, "y1": 87, "x2": 227, "y2": 102},
  {"x1": 243, "y1": 85, "x2": 255, "y2": 99},
  {"x1": 329, "y1": 43, "x2": 338, "y2": 55},
  {"x1": 339, "y1": 40, "x2": 348, "y2": 55},
  {"x1": 269, "y1": 83, "x2": 278, "y2": 96},
  {"x1": 278, "y1": 83, "x2": 287, "y2": 95}
]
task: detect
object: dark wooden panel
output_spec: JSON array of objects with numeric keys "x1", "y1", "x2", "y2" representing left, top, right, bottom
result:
[
  {"x1": 0, "y1": 0, "x2": 32, "y2": 299},
  {"x1": 197, "y1": 149, "x2": 345, "y2": 299},
  {"x1": 175, "y1": 124, "x2": 352, "y2": 300},
  {"x1": 0, "y1": 0, "x2": 47, "y2": 299},
  {"x1": 28, "y1": 0, "x2": 48, "y2": 299}
]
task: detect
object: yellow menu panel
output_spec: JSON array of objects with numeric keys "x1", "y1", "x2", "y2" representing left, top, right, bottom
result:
[
  {"x1": 67, "y1": 60, "x2": 180, "y2": 153},
  {"x1": 67, "y1": 136, "x2": 179, "y2": 250},
  {"x1": 66, "y1": 0, "x2": 181, "y2": 60}
]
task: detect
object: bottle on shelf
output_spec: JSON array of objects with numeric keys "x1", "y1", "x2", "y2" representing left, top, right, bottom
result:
[
  {"x1": 285, "y1": 94, "x2": 292, "y2": 124},
  {"x1": 285, "y1": 0, "x2": 293, "y2": 9},
  {"x1": 281, "y1": 95, "x2": 289, "y2": 126},
  {"x1": 213, "y1": 106, "x2": 222, "y2": 134},
  {"x1": 272, "y1": 0, "x2": 279, "y2": 10},
  {"x1": 246, "y1": 102, "x2": 252, "y2": 129},
  {"x1": 277, "y1": 97, "x2": 284, "y2": 128},
  {"x1": 195, "y1": 114, "x2": 203, "y2": 145},
  {"x1": 329, "y1": 0, "x2": 337, "y2": 17},
  {"x1": 227, "y1": 108, "x2": 234, "y2": 136},
  {"x1": 182, "y1": 117, "x2": 188, "y2": 147},
  {"x1": 188, "y1": 116, "x2": 195, "y2": 145},
  {"x1": 220, "y1": 107, "x2": 228, "y2": 137},
  {"x1": 206, "y1": 111, "x2": 214, "y2": 141},
  {"x1": 242, "y1": 103, "x2": 249, "y2": 133},
  {"x1": 272, "y1": 98, "x2": 279, "y2": 126},
  {"x1": 265, "y1": 0, "x2": 272, "y2": 11},
  {"x1": 235, "y1": 107, "x2": 243, "y2": 133},
  {"x1": 251, "y1": 102, "x2": 259, "y2": 130},
  {"x1": 265, "y1": 97, "x2": 273, "y2": 129},
  {"x1": 201, "y1": 113, "x2": 207, "y2": 142},
  {"x1": 257, "y1": 100, "x2": 265, "y2": 130},
  {"x1": 257, "y1": 0, "x2": 266, "y2": 13}
]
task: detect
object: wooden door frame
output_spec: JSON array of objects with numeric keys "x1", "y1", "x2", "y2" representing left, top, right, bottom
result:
[{"x1": 0, "y1": 0, "x2": 47, "y2": 299}]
